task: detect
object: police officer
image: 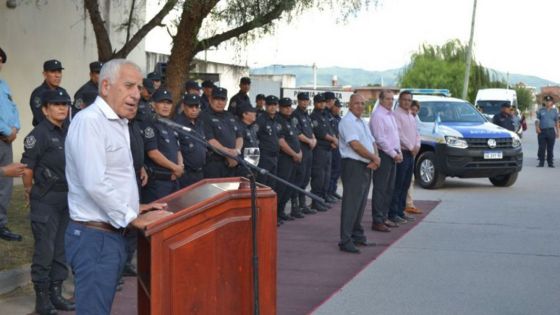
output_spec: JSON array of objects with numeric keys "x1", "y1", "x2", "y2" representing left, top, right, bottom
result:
[
  {"x1": 29, "y1": 59, "x2": 69, "y2": 126},
  {"x1": 201, "y1": 87, "x2": 243, "y2": 178},
  {"x1": 323, "y1": 91, "x2": 339, "y2": 203},
  {"x1": 175, "y1": 93, "x2": 207, "y2": 188},
  {"x1": 536, "y1": 95, "x2": 559, "y2": 167},
  {"x1": 255, "y1": 94, "x2": 266, "y2": 117},
  {"x1": 138, "y1": 78, "x2": 155, "y2": 121},
  {"x1": 141, "y1": 88, "x2": 183, "y2": 203},
  {"x1": 176, "y1": 80, "x2": 201, "y2": 115},
  {"x1": 72, "y1": 61, "x2": 102, "y2": 117},
  {"x1": 256, "y1": 95, "x2": 281, "y2": 190},
  {"x1": 277, "y1": 97, "x2": 304, "y2": 221},
  {"x1": 200, "y1": 80, "x2": 214, "y2": 112},
  {"x1": 291, "y1": 92, "x2": 317, "y2": 215},
  {"x1": 492, "y1": 102, "x2": 515, "y2": 131},
  {"x1": 327, "y1": 98, "x2": 343, "y2": 200},
  {"x1": 21, "y1": 90, "x2": 75, "y2": 314},
  {"x1": 147, "y1": 71, "x2": 162, "y2": 89},
  {"x1": 310, "y1": 93, "x2": 337, "y2": 211},
  {"x1": 236, "y1": 101, "x2": 259, "y2": 177},
  {"x1": 228, "y1": 76, "x2": 251, "y2": 116}
]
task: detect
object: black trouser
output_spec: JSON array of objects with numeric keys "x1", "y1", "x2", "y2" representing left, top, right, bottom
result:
[
  {"x1": 340, "y1": 159, "x2": 371, "y2": 246},
  {"x1": 328, "y1": 148, "x2": 342, "y2": 195},
  {"x1": 371, "y1": 151, "x2": 396, "y2": 224},
  {"x1": 179, "y1": 168, "x2": 204, "y2": 188},
  {"x1": 204, "y1": 157, "x2": 237, "y2": 178},
  {"x1": 294, "y1": 145, "x2": 313, "y2": 205},
  {"x1": 388, "y1": 151, "x2": 414, "y2": 219},
  {"x1": 30, "y1": 191, "x2": 69, "y2": 285},
  {"x1": 311, "y1": 146, "x2": 332, "y2": 200},
  {"x1": 538, "y1": 128, "x2": 556, "y2": 165},
  {"x1": 257, "y1": 153, "x2": 278, "y2": 191},
  {"x1": 276, "y1": 154, "x2": 297, "y2": 215},
  {"x1": 141, "y1": 179, "x2": 178, "y2": 203}
]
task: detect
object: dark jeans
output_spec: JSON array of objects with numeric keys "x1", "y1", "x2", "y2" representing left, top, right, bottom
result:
[
  {"x1": 388, "y1": 151, "x2": 414, "y2": 219},
  {"x1": 371, "y1": 151, "x2": 396, "y2": 224},
  {"x1": 30, "y1": 193, "x2": 69, "y2": 285},
  {"x1": 311, "y1": 147, "x2": 332, "y2": 200},
  {"x1": 65, "y1": 222, "x2": 127, "y2": 315},
  {"x1": 328, "y1": 148, "x2": 342, "y2": 195},
  {"x1": 340, "y1": 159, "x2": 371, "y2": 246},
  {"x1": 538, "y1": 128, "x2": 556, "y2": 165}
]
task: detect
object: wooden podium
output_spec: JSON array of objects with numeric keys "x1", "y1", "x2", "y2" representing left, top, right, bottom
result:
[{"x1": 137, "y1": 177, "x2": 277, "y2": 315}]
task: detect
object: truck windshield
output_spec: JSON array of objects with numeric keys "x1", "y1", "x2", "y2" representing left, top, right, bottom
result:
[
  {"x1": 418, "y1": 101, "x2": 486, "y2": 123},
  {"x1": 476, "y1": 100, "x2": 507, "y2": 116}
]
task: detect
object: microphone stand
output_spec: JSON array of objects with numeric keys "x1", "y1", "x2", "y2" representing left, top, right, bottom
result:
[{"x1": 158, "y1": 117, "x2": 328, "y2": 315}]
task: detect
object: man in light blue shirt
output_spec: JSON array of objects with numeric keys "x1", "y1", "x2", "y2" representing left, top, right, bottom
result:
[
  {"x1": 64, "y1": 59, "x2": 170, "y2": 314},
  {"x1": 337, "y1": 94, "x2": 380, "y2": 254},
  {"x1": 0, "y1": 47, "x2": 23, "y2": 241}
]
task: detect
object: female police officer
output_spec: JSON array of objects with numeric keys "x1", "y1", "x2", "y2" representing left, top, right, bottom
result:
[{"x1": 21, "y1": 89, "x2": 75, "y2": 315}]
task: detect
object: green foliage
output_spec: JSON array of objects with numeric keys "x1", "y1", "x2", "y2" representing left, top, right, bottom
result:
[
  {"x1": 514, "y1": 84, "x2": 534, "y2": 112},
  {"x1": 398, "y1": 39, "x2": 506, "y2": 103}
]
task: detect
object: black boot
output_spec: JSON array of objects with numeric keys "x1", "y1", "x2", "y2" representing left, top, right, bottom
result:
[
  {"x1": 290, "y1": 198, "x2": 305, "y2": 219},
  {"x1": 34, "y1": 283, "x2": 57, "y2": 315},
  {"x1": 49, "y1": 281, "x2": 75, "y2": 311}
]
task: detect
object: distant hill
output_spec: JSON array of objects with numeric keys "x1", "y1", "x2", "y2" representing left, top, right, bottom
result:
[{"x1": 250, "y1": 65, "x2": 557, "y2": 89}]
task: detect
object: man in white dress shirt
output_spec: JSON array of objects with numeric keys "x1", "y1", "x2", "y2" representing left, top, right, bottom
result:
[{"x1": 64, "y1": 59, "x2": 170, "y2": 315}]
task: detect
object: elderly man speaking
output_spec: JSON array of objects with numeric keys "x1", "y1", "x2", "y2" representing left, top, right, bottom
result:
[
  {"x1": 337, "y1": 94, "x2": 380, "y2": 253},
  {"x1": 64, "y1": 59, "x2": 170, "y2": 314}
]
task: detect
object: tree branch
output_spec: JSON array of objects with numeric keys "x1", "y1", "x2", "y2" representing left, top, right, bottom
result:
[
  {"x1": 125, "y1": 0, "x2": 137, "y2": 43},
  {"x1": 195, "y1": 1, "x2": 290, "y2": 53},
  {"x1": 84, "y1": 0, "x2": 113, "y2": 61},
  {"x1": 114, "y1": 0, "x2": 179, "y2": 58}
]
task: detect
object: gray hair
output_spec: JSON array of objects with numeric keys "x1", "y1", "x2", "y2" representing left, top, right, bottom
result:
[{"x1": 98, "y1": 59, "x2": 142, "y2": 94}]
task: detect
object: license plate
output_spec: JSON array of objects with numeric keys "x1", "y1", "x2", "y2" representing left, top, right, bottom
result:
[{"x1": 484, "y1": 151, "x2": 503, "y2": 159}]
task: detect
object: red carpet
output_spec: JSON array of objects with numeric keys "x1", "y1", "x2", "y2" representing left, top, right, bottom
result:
[{"x1": 61, "y1": 200, "x2": 438, "y2": 315}]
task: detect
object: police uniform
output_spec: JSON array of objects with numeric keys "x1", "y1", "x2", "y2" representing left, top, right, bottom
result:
[
  {"x1": 492, "y1": 109, "x2": 515, "y2": 131},
  {"x1": 256, "y1": 95, "x2": 281, "y2": 189},
  {"x1": 138, "y1": 78, "x2": 155, "y2": 122},
  {"x1": 228, "y1": 77, "x2": 251, "y2": 116},
  {"x1": 327, "y1": 99, "x2": 342, "y2": 199},
  {"x1": 21, "y1": 90, "x2": 75, "y2": 313},
  {"x1": 310, "y1": 94, "x2": 333, "y2": 210},
  {"x1": 141, "y1": 89, "x2": 180, "y2": 203},
  {"x1": 72, "y1": 61, "x2": 102, "y2": 118},
  {"x1": 276, "y1": 97, "x2": 303, "y2": 221},
  {"x1": 175, "y1": 94, "x2": 207, "y2": 188},
  {"x1": 323, "y1": 92, "x2": 339, "y2": 203},
  {"x1": 255, "y1": 94, "x2": 266, "y2": 118},
  {"x1": 29, "y1": 60, "x2": 68, "y2": 126},
  {"x1": 236, "y1": 102, "x2": 259, "y2": 177},
  {"x1": 536, "y1": 96, "x2": 559, "y2": 167},
  {"x1": 201, "y1": 87, "x2": 242, "y2": 178},
  {"x1": 291, "y1": 93, "x2": 316, "y2": 214},
  {"x1": 200, "y1": 80, "x2": 214, "y2": 112}
]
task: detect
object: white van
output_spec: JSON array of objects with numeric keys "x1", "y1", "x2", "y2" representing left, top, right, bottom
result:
[{"x1": 475, "y1": 88, "x2": 518, "y2": 119}]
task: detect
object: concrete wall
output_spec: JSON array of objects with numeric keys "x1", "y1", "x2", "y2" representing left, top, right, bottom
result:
[{"x1": 0, "y1": 1, "x2": 147, "y2": 160}]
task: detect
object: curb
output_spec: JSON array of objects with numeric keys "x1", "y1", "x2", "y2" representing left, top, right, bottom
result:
[{"x1": 0, "y1": 264, "x2": 31, "y2": 295}]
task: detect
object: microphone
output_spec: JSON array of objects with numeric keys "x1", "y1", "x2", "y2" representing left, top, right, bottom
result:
[{"x1": 157, "y1": 117, "x2": 193, "y2": 133}]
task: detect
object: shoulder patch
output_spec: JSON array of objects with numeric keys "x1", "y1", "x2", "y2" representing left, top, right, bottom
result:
[
  {"x1": 291, "y1": 117, "x2": 299, "y2": 126},
  {"x1": 24, "y1": 135, "x2": 37, "y2": 149},
  {"x1": 144, "y1": 127, "x2": 155, "y2": 139},
  {"x1": 74, "y1": 98, "x2": 84, "y2": 110},
  {"x1": 312, "y1": 120, "x2": 319, "y2": 127},
  {"x1": 252, "y1": 124, "x2": 259, "y2": 133},
  {"x1": 276, "y1": 124, "x2": 282, "y2": 131},
  {"x1": 34, "y1": 96, "x2": 42, "y2": 108}
]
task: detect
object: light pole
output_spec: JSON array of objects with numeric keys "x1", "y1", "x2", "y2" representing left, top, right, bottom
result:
[{"x1": 462, "y1": 0, "x2": 478, "y2": 100}]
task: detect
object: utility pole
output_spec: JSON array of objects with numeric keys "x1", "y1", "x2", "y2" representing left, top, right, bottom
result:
[{"x1": 462, "y1": 0, "x2": 478, "y2": 100}]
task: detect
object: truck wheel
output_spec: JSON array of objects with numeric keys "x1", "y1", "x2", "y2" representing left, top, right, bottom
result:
[
  {"x1": 415, "y1": 151, "x2": 445, "y2": 189},
  {"x1": 489, "y1": 172, "x2": 518, "y2": 187}
]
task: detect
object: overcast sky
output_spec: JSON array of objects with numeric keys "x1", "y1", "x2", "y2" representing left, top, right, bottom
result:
[{"x1": 241, "y1": 0, "x2": 560, "y2": 83}]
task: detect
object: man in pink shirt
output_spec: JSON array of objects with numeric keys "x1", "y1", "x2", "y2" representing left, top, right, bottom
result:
[
  {"x1": 389, "y1": 91, "x2": 421, "y2": 224},
  {"x1": 369, "y1": 90, "x2": 403, "y2": 232}
]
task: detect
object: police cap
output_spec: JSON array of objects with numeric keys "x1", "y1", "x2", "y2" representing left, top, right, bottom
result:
[
  {"x1": 265, "y1": 95, "x2": 279, "y2": 105},
  {"x1": 212, "y1": 87, "x2": 228, "y2": 100},
  {"x1": 152, "y1": 88, "x2": 173, "y2": 102},
  {"x1": 147, "y1": 72, "x2": 161, "y2": 81},
  {"x1": 142, "y1": 78, "x2": 155, "y2": 94},
  {"x1": 323, "y1": 91, "x2": 336, "y2": 100},
  {"x1": 256, "y1": 94, "x2": 266, "y2": 101},
  {"x1": 313, "y1": 93, "x2": 325, "y2": 103},
  {"x1": 279, "y1": 97, "x2": 292, "y2": 107},
  {"x1": 43, "y1": 59, "x2": 64, "y2": 71},
  {"x1": 297, "y1": 92, "x2": 310, "y2": 100},
  {"x1": 183, "y1": 93, "x2": 201, "y2": 106},
  {"x1": 240, "y1": 77, "x2": 251, "y2": 85},
  {"x1": 42, "y1": 90, "x2": 71, "y2": 106},
  {"x1": 185, "y1": 80, "x2": 200, "y2": 91},
  {"x1": 202, "y1": 80, "x2": 214, "y2": 88},
  {"x1": 0, "y1": 47, "x2": 6, "y2": 63},
  {"x1": 334, "y1": 98, "x2": 342, "y2": 108},
  {"x1": 89, "y1": 61, "x2": 103, "y2": 73},
  {"x1": 544, "y1": 95, "x2": 554, "y2": 102},
  {"x1": 238, "y1": 102, "x2": 257, "y2": 114}
]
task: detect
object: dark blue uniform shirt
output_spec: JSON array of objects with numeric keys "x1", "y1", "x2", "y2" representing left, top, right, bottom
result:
[
  {"x1": 310, "y1": 108, "x2": 333, "y2": 149},
  {"x1": 200, "y1": 108, "x2": 241, "y2": 150},
  {"x1": 141, "y1": 120, "x2": 180, "y2": 174},
  {"x1": 29, "y1": 82, "x2": 68, "y2": 126},
  {"x1": 228, "y1": 91, "x2": 250, "y2": 116},
  {"x1": 72, "y1": 80, "x2": 98, "y2": 117},
  {"x1": 240, "y1": 121, "x2": 259, "y2": 151},
  {"x1": 256, "y1": 113, "x2": 281, "y2": 154},
  {"x1": 278, "y1": 114, "x2": 301, "y2": 154},
  {"x1": 174, "y1": 113, "x2": 207, "y2": 170}
]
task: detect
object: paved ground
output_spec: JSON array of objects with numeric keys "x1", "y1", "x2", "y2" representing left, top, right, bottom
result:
[{"x1": 314, "y1": 123, "x2": 560, "y2": 315}]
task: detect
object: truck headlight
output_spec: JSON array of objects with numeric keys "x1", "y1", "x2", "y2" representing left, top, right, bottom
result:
[
  {"x1": 445, "y1": 136, "x2": 468, "y2": 149},
  {"x1": 512, "y1": 136, "x2": 521, "y2": 148}
]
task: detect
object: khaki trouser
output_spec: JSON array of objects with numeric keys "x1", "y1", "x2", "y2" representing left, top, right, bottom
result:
[{"x1": 406, "y1": 175, "x2": 415, "y2": 208}]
